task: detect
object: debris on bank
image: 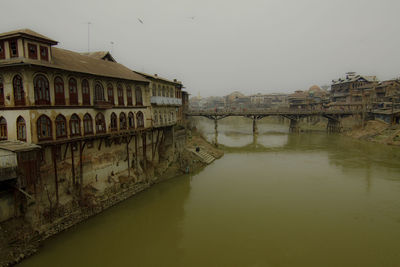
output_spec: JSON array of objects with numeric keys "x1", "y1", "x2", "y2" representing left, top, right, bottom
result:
[{"x1": 346, "y1": 120, "x2": 400, "y2": 146}]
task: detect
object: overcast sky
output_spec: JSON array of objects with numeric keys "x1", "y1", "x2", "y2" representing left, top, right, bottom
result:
[{"x1": 2, "y1": 0, "x2": 400, "y2": 97}]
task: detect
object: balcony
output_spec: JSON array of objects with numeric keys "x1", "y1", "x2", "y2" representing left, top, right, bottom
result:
[
  {"x1": 151, "y1": 96, "x2": 182, "y2": 106},
  {"x1": 94, "y1": 100, "x2": 113, "y2": 110}
]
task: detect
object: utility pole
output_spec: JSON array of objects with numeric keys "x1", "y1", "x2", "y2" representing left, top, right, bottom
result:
[{"x1": 87, "y1": 22, "x2": 91, "y2": 52}]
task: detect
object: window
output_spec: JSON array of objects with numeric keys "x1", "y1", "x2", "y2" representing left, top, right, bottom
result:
[
  {"x1": 28, "y1": 43, "x2": 38, "y2": 59},
  {"x1": 153, "y1": 112, "x2": 158, "y2": 126},
  {"x1": 0, "y1": 117, "x2": 7, "y2": 140},
  {"x1": 136, "y1": 111, "x2": 144, "y2": 128},
  {"x1": 152, "y1": 84, "x2": 156, "y2": 96},
  {"x1": 157, "y1": 85, "x2": 161, "y2": 96},
  {"x1": 69, "y1": 78, "x2": 78, "y2": 105},
  {"x1": 135, "y1": 87, "x2": 143, "y2": 106},
  {"x1": 55, "y1": 115, "x2": 67, "y2": 139},
  {"x1": 54, "y1": 76, "x2": 65, "y2": 105},
  {"x1": 37, "y1": 115, "x2": 52, "y2": 140},
  {"x1": 34, "y1": 75, "x2": 50, "y2": 105},
  {"x1": 119, "y1": 113, "x2": 127, "y2": 130},
  {"x1": 110, "y1": 112, "x2": 117, "y2": 131},
  {"x1": 83, "y1": 113, "x2": 93, "y2": 135},
  {"x1": 0, "y1": 41, "x2": 4, "y2": 59},
  {"x1": 95, "y1": 113, "x2": 106, "y2": 133},
  {"x1": 9, "y1": 39, "x2": 18, "y2": 58},
  {"x1": 94, "y1": 82, "x2": 105, "y2": 102},
  {"x1": 13, "y1": 75, "x2": 25, "y2": 106},
  {"x1": 82, "y1": 79, "x2": 90, "y2": 105},
  {"x1": 17, "y1": 116, "x2": 26, "y2": 141},
  {"x1": 70, "y1": 114, "x2": 81, "y2": 136},
  {"x1": 107, "y1": 83, "x2": 114, "y2": 105},
  {"x1": 127, "y1": 86, "x2": 132, "y2": 106},
  {"x1": 40, "y1": 46, "x2": 48, "y2": 61},
  {"x1": 128, "y1": 112, "x2": 135, "y2": 129},
  {"x1": 0, "y1": 76, "x2": 4, "y2": 106},
  {"x1": 117, "y1": 84, "x2": 124, "y2": 106}
]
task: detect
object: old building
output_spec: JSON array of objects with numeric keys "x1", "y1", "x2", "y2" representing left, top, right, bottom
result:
[
  {"x1": 0, "y1": 29, "x2": 185, "y2": 223},
  {"x1": 133, "y1": 71, "x2": 186, "y2": 126},
  {"x1": 330, "y1": 72, "x2": 378, "y2": 110}
]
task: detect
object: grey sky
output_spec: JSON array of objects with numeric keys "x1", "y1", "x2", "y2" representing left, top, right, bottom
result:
[{"x1": 2, "y1": 0, "x2": 400, "y2": 97}]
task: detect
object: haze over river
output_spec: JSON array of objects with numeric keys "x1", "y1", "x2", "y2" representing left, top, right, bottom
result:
[{"x1": 21, "y1": 118, "x2": 400, "y2": 267}]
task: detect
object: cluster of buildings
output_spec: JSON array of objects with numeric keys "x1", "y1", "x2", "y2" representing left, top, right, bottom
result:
[
  {"x1": 189, "y1": 91, "x2": 289, "y2": 111},
  {"x1": 0, "y1": 29, "x2": 188, "y2": 223},
  {"x1": 189, "y1": 72, "x2": 400, "y2": 124}
]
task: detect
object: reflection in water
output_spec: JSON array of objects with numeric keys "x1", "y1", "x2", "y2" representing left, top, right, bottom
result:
[{"x1": 20, "y1": 118, "x2": 400, "y2": 267}]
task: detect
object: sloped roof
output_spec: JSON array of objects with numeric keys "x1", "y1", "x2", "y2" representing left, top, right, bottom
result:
[
  {"x1": 80, "y1": 51, "x2": 117, "y2": 62},
  {"x1": 0, "y1": 141, "x2": 41, "y2": 152},
  {"x1": 133, "y1": 70, "x2": 182, "y2": 85},
  {"x1": 0, "y1": 47, "x2": 149, "y2": 83},
  {"x1": 0, "y1": 29, "x2": 58, "y2": 45},
  {"x1": 332, "y1": 74, "x2": 378, "y2": 85}
]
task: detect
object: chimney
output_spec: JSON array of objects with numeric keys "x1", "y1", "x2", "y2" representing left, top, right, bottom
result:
[{"x1": 154, "y1": 74, "x2": 158, "y2": 77}]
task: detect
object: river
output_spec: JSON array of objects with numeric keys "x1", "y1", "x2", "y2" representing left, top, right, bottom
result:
[{"x1": 20, "y1": 118, "x2": 400, "y2": 267}]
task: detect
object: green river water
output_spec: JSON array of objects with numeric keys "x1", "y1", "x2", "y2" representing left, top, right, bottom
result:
[{"x1": 20, "y1": 120, "x2": 400, "y2": 267}]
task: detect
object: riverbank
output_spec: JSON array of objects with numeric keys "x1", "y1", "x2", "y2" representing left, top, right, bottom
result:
[
  {"x1": 0, "y1": 128, "x2": 223, "y2": 267},
  {"x1": 346, "y1": 120, "x2": 400, "y2": 146}
]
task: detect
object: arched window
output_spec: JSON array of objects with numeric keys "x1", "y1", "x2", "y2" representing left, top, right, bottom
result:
[
  {"x1": 0, "y1": 117, "x2": 7, "y2": 140},
  {"x1": 135, "y1": 87, "x2": 143, "y2": 106},
  {"x1": 154, "y1": 111, "x2": 158, "y2": 124},
  {"x1": 34, "y1": 75, "x2": 50, "y2": 105},
  {"x1": 119, "y1": 113, "x2": 127, "y2": 130},
  {"x1": 13, "y1": 75, "x2": 25, "y2": 106},
  {"x1": 95, "y1": 113, "x2": 106, "y2": 133},
  {"x1": 83, "y1": 113, "x2": 93, "y2": 135},
  {"x1": 55, "y1": 115, "x2": 67, "y2": 139},
  {"x1": 107, "y1": 83, "x2": 114, "y2": 105},
  {"x1": 0, "y1": 76, "x2": 4, "y2": 106},
  {"x1": 70, "y1": 114, "x2": 81, "y2": 136},
  {"x1": 110, "y1": 112, "x2": 117, "y2": 131},
  {"x1": 54, "y1": 76, "x2": 65, "y2": 105},
  {"x1": 37, "y1": 115, "x2": 52, "y2": 140},
  {"x1": 136, "y1": 111, "x2": 144, "y2": 128},
  {"x1": 17, "y1": 116, "x2": 26, "y2": 141},
  {"x1": 94, "y1": 82, "x2": 105, "y2": 103},
  {"x1": 126, "y1": 85, "x2": 133, "y2": 106},
  {"x1": 82, "y1": 79, "x2": 90, "y2": 105},
  {"x1": 117, "y1": 84, "x2": 124, "y2": 106},
  {"x1": 128, "y1": 112, "x2": 135, "y2": 129},
  {"x1": 69, "y1": 78, "x2": 78, "y2": 105}
]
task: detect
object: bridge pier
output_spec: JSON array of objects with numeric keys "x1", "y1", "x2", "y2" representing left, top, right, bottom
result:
[
  {"x1": 289, "y1": 119, "x2": 300, "y2": 133},
  {"x1": 327, "y1": 119, "x2": 342, "y2": 133},
  {"x1": 252, "y1": 116, "x2": 258, "y2": 135},
  {"x1": 214, "y1": 118, "x2": 218, "y2": 147}
]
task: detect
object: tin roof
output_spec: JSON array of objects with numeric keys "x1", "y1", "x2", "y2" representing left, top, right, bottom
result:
[
  {"x1": 133, "y1": 70, "x2": 182, "y2": 85},
  {"x1": 0, "y1": 47, "x2": 149, "y2": 83},
  {"x1": 0, "y1": 28, "x2": 58, "y2": 45},
  {"x1": 0, "y1": 141, "x2": 41, "y2": 152}
]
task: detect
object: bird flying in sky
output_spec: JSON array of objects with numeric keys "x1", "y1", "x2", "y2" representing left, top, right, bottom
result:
[{"x1": 138, "y1": 18, "x2": 144, "y2": 24}]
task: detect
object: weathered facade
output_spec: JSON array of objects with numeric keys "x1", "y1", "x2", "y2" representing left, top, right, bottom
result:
[{"x1": 0, "y1": 29, "x2": 186, "y2": 225}]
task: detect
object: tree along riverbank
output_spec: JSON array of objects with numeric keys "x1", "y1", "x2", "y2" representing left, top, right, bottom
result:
[{"x1": 0, "y1": 129, "x2": 223, "y2": 267}]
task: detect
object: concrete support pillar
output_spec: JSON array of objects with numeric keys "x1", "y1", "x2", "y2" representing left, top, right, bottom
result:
[
  {"x1": 214, "y1": 118, "x2": 218, "y2": 147},
  {"x1": 289, "y1": 119, "x2": 300, "y2": 133}
]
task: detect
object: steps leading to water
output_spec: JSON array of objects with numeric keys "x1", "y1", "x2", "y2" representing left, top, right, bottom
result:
[{"x1": 187, "y1": 148, "x2": 216, "y2": 164}]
